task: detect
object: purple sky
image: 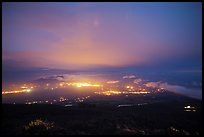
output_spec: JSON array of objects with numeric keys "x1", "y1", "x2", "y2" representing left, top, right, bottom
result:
[{"x1": 2, "y1": 2, "x2": 202, "y2": 71}]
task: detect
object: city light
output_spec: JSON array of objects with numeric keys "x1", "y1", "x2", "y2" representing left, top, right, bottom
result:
[
  {"x1": 94, "y1": 90, "x2": 150, "y2": 96},
  {"x1": 3, "y1": 84, "x2": 36, "y2": 95},
  {"x1": 2, "y1": 88, "x2": 32, "y2": 95},
  {"x1": 184, "y1": 105, "x2": 196, "y2": 112},
  {"x1": 68, "y1": 82, "x2": 102, "y2": 88}
]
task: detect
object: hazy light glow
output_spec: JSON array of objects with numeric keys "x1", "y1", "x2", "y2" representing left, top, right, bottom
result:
[
  {"x1": 107, "y1": 80, "x2": 119, "y2": 84},
  {"x1": 94, "y1": 90, "x2": 150, "y2": 96},
  {"x1": 68, "y1": 82, "x2": 102, "y2": 88},
  {"x1": 2, "y1": 2, "x2": 202, "y2": 70},
  {"x1": 2, "y1": 89, "x2": 31, "y2": 95}
]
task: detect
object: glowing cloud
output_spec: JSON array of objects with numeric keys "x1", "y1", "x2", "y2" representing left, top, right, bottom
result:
[
  {"x1": 133, "y1": 78, "x2": 142, "y2": 84},
  {"x1": 106, "y1": 80, "x2": 119, "y2": 84},
  {"x1": 123, "y1": 75, "x2": 136, "y2": 79}
]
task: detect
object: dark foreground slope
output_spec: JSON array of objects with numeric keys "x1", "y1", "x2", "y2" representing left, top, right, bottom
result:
[{"x1": 1, "y1": 100, "x2": 202, "y2": 135}]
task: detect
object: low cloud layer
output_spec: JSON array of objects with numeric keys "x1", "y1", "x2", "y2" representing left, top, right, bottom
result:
[
  {"x1": 133, "y1": 78, "x2": 143, "y2": 84},
  {"x1": 145, "y1": 81, "x2": 202, "y2": 99}
]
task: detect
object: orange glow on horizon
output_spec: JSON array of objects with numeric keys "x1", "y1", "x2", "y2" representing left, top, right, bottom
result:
[
  {"x1": 67, "y1": 82, "x2": 102, "y2": 88},
  {"x1": 2, "y1": 89, "x2": 31, "y2": 95}
]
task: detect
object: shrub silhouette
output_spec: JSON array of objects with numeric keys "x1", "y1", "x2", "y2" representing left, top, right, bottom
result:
[{"x1": 24, "y1": 119, "x2": 55, "y2": 135}]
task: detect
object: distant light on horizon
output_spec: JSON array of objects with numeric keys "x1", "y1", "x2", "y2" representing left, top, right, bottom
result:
[
  {"x1": 2, "y1": 89, "x2": 31, "y2": 95},
  {"x1": 67, "y1": 82, "x2": 102, "y2": 88}
]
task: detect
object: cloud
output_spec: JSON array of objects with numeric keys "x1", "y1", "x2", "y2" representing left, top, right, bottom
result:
[
  {"x1": 144, "y1": 81, "x2": 202, "y2": 99},
  {"x1": 144, "y1": 81, "x2": 161, "y2": 88},
  {"x1": 133, "y1": 78, "x2": 142, "y2": 84},
  {"x1": 123, "y1": 75, "x2": 136, "y2": 79},
  {"x1": 55, "y1": 76, "x2": 64, "y2": 81},
  {"x1": 60, "y1": 74, "x2": 105, "y2": 82},
  {"x1": 107, "y1": 80, "x2": 119, "y2": 84}
]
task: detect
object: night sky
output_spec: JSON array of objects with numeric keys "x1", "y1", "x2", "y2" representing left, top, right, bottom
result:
[{"x1": 2, "y1": 2, "x2": 202, "y2": 70}]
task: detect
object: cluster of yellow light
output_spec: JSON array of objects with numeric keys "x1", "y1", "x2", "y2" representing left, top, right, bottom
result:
[
  {"x1": 24, "y1": 95, "x2": 90, "y2": 105},
  {"x1": 43, "y1": 82, "x2": 102, "y2": 89},
  {"x1": 21, "y1": 86, "x2": 27, "y2": 89},
  {"x1": 95, "y1": 90, "x2": 150, "y2": 96},
  {"x1": 2, "y1": 88, "x2": 31, "y2": 95},
  {"x1": 126, "y1": 85, "x2": 149, "y2": 93},
  {"x1": 74, "y1": 95, "x2": 91, "y2": 102},
  {"x1": 102, "y1": 91, "x2": 121, "y2": 96},
  {"x1": 128, "y1": 91, "x2": 149, "y2": 94},
  {"x1": 68, "y1": 82, "x2": 102, "y2": 88},
  {"x1": 126, "y1": 86, "x2": 134, "y2": 91},
  {"x1": 25, "y1": 97, "x2": 69, "y2": 105},
  {"x1": 2, "y1": 83, "x2": 35, "y2": 95},
  {"x1": 126, "y1": 86, "x2": 134, "y2": 89}
]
